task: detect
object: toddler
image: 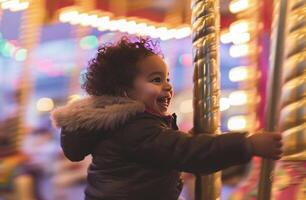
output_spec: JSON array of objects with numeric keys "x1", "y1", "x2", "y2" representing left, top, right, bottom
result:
[{"x1": 51, "y1": 37, "x2": 282, "y2": 200}]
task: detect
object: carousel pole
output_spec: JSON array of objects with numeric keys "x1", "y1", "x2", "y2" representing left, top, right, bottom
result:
[
  {"x1": 279, "y1": 0, "x2": 306, "y2": 162},
  {"x1": 53, "y1": 2, "x2": 96, "y2": 198},
  {"x1": 271, "y1": 0, "x2": 306, "y2": 199},
  {"x1": 257, "y1": 0, "x2": 288, "y2": 199},
  {"x1": 18, "y1": 1, "x2": 45, "y2": 135},
  {"x1": 191, "y1": 0, "x2": 221, "y2": 200},
  {"x1": 15, "y1": 1, "x2": 45, "y2": 199}
]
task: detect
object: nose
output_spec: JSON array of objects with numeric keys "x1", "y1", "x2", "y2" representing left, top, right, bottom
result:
[{"x1": 163, "y1": 82, "x2": 173, "y2": 92}]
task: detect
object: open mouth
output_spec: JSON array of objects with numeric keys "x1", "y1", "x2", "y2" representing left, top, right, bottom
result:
[{"x1": 157, "y1": 96, "x2": 171, "y2": 110}]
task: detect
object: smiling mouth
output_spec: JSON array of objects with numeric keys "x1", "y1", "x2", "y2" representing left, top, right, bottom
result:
[{"x1": 157, "y1": 96, "x2": 171, "y2": 109}]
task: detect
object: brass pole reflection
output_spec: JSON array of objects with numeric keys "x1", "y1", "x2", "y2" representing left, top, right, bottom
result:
[
  {"x1": 191, "y1": 0, "x2": 221, "y2": 199},
  {"x1": 278, "y1": 0, "x2": 306, "y2": 167}
]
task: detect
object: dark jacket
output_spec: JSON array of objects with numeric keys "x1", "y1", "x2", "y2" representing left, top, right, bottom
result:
[{"x1": 51, "y1": 95, "x2": 253, "y2": 200}]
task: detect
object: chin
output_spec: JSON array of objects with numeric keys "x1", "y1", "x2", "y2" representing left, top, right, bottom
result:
[
  {"x1": 151, "y1": 108, "x2": 169, "y2": 116},
  {"x1": 160, "y1": 109, "x2": 170, "y2": 116}
]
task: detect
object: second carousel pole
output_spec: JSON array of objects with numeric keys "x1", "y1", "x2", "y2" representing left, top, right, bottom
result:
[
  {"x1": 191, "y1": 0, "x2": 221, "y2": 199},
  {"x1": 257, "y1": 0, "x2": 288, "y2": 199}
]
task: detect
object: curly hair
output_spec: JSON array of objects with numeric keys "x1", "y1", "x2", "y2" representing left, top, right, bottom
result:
[{"x1": 82, "y1": 36, "x2": 162, "y2": 96}]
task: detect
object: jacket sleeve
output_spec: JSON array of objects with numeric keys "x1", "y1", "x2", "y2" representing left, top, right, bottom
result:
[
  {"x1": 60, "y1": 128, "x2": 100, "y2": 162},
  {"x1": 119, "y1": 116, "x2": 253, "y2": 174}
]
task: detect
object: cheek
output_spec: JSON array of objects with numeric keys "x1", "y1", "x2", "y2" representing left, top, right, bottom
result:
[
  {"x1": 132, "y1": 78, "x2": 160, "y2": 103},
  {"x1": 141, "y1": 83, "x2": 160, "y2": 99}
]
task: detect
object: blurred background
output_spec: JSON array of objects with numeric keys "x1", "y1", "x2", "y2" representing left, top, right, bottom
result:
[{"x1": 1, "y1": 0, "x2": 304, "y2": 200}]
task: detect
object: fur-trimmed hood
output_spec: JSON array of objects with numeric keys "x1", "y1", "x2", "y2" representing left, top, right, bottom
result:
[{"x1": 51, "y1": 95, "x2": 146, "y2": 132}]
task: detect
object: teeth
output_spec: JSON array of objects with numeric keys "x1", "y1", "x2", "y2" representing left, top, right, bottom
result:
[
  {"x1": 157, "y1": 96, "x2": 170, "y2": 107},
  {"x1": 159, "y1": 97, "x2": 169, "y2": 104}
]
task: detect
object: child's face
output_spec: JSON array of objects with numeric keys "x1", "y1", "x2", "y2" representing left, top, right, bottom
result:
[{"x1": 128, "y1": 55, "x2": 173, "y2": 116}]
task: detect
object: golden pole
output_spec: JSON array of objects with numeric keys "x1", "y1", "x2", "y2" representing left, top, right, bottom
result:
[
  {"x1": 15, "y1": 1, "x2": 45, "y2": 200},
  {"x1": 271, "y1": 1, "x2": 306, "y2": 199},
  {"x1": 279, "y1": 0, "x2": 306, "y2": 162},
  {"x1": 53, "y1": 1, "x2": 95, "y2": 197},
  {"x1": 257, "y1": 0, "x2": 288, "y2": 199},
  {"x1": 18, "y1": 0, "x2": 45, "y2": 137},
  {"x1": 191, "y1": 0, "x2": 221, "y2": 199}
]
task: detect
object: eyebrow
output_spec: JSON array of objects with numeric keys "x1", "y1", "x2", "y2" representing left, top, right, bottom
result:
[{"x1": 148, "y1": 72, "x2": 169, "y2": 77}]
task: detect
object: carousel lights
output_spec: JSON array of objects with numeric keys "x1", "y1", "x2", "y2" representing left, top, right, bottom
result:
[
  {"x1": 141, "y1": 25, "x2": 156, "y2": 37},
  {"x1": 125, "y1": 21, "x2": 137, "y2": 34},
  {"x1": 229, "y1": 43, "x2": 250, "y2": 57},
  {"x1": 89, "y1": 15, "x2": 105, "y2": 28},
  {"x1": 179, "y1": 98, "x2": 231, "y2": 114},
  {"x1": 68, "y1": 94, "x2": 82, "y2": 103},
  {"x1": 220, "y1": 31, "x2": 232, "y2": 44},
  {"x1": 0, "y1": 0, "x2": 29, "y2": 12},
  {"x1": 179, "y1": 99, "x2": 193, "y2": 113},
  {"x1": 77, "y1": 13, "x2": 92, "y2": 26},
  {"x1": 174, "y1": 27, "x2": 192, "y2": 39},
  {"x1": 59, "y1": 9, "x2": 191, "y2": 40},
  {"x1": 59, "y1": 10, "x2": 79, "y2": 23},
  {"x1": 225, "y1": 0, "x2": 260, "y2": 135},
  {"x1": 82, "y1": 14, "x2": 99, "y2": 27},
  {"x1": 111, "y1": 19, "x2": 127, "y2": 31},
  {"x1": 80, "y1": 35, "x2": 98, "y2": 50},
  {"x1": 0, "y1": 36, "x2": 27, "y2": 61},
  {"x1": 1, "y1": 42, "x2": 12, "y2": 57},
  {"x1": 229, "y1": 0, "x2": 251, "y2": 14},
  {"x1": 146, "y1": 25, "x2": 160, "y2": 38},
  {"x1": 97, "y1": 18, "x2": 112, "y2": 31},
  {"x1": 229, "y1": 20, "x2": 251, "y2": 34},
  {"x1": 127, "y1": 21, "x2": 143, "y2": 35},
  {"x1": 70, "y1": 13, "x2": 89, "y2": 25},
  {"x1": 155, "y1": 27, "x2": 168, "y2": 39},
  {"x1": 132, "y1": 22, "x2": 147, "y2": 35},
  {"x1": 160, "y1": 29, "x2": 177, "y2": 40},
  {"x1": 232, "y1": 32, "x2": 251, "y2": 44},
  {"x1": 221, "y1": 31, "x2": 251, "y2": 44},
  {"x1": 229, "y1": 66, "x2": 249, "y2": 82},
  {"x1": 36, "y1": 98, "x2": 54, "y2": 112},
  {"x1": 227, "y1": 115, "x2": 247, "y2": 130},
  {"x1": 229, "y1": 90, "x2": 248, "y2": 106},
  {"x1": 14, "y1": 48, "x2": 27, "y2": 61},
  {"x1": 111, "y1": 19, "x2": 128, "y2": 31},
  {"x1": 220, "y1": 97, "x2": 230, "y2": 111},
  {"x1": 178, "y1": 53, "x2": 192, "y2": 67}
]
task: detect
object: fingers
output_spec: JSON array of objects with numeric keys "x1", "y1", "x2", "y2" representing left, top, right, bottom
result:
[
  {"x1": 275, "y1": 141, "x2": 282, "y2": 148},
  {"x1": 273, "y1": 152, "x2": 282, "y2": 160},
  {"x1": 272, "y1": 134, "x2": 282, "y2": 141},
  {"x1": 249, "y1": 131, "x2": 283, "y2": 160},
  {"x1": 275, "y1": 148, "x2": 283, "y2": 155},
  {"x1": 274, "y1": 139, "x2": 283, "y2": 160},
  {"x1": 272, "y1": 155, "x2": 281, "y2": 160},
  {"x1": 266, "y1": 139, "x2": 283, "y2": 160},
  {"x1": 271, "y1": 145, "x2": 283, "y2": 160}
]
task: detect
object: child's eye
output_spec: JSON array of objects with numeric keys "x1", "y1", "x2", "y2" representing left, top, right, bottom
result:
[{"x1": 151, "y1": 77, "x2": 162, "y2": 83}]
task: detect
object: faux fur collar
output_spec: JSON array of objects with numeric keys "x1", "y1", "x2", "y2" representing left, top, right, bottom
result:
[{"x1": 50, "y1": 95, "x2": 146, "y2": 132}]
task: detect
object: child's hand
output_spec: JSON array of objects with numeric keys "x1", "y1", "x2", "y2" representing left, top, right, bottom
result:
[{"x1": 247, "y1": 131, "x2": 283, "y2": 160}]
